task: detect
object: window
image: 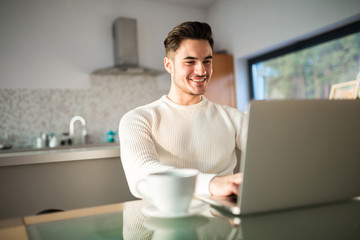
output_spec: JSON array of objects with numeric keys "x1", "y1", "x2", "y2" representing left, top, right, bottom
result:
[{"x1": 248, "y1": 20, "x2": 360, "y2": 100}]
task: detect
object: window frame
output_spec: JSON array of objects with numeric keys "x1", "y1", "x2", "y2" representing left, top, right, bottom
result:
[{"x1": 247, "y1": 20, "x2": 360, "y2": 99}]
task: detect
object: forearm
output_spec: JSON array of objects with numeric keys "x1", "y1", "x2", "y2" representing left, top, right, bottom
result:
[
  {"x1": 121, "y1": 153, "x2": 174, "y2": 198},
  {"x1": 119, "y1": 117, "x2": 174, "y2": 197}
]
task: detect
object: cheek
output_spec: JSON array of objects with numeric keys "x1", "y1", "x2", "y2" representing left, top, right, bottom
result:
[
  {"x1": 175, "y1": 65, "x2": 192, "y2": 77},
  {"x1": 206, "y1": 65, "x2": 213, "y2": 75}
]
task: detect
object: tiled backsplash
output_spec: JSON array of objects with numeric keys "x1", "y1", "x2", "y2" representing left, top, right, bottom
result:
[{"x1": 0, "y1": 74, "x2": 166, "y2": 148}]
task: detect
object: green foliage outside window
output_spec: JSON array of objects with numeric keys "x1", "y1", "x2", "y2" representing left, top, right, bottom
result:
[{"x1": 252, "y1": 32, "x2": 360, "y2": 100}]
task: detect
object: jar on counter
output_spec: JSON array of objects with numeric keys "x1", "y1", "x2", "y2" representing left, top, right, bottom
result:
[
  {"x1": 48, "y1": 133, "x2": 57, "y2": 148},
  {"x1": 107, "y1": 130, "x2": 116, "y2": 143}
]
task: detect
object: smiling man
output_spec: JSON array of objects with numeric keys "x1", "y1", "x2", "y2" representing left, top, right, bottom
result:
[
  {"x1": 165, "y1": 38, "x2": 213, "y2": 105},
  {"x1": 119, "y1": 21, "x2": 248, "y2": 198}
]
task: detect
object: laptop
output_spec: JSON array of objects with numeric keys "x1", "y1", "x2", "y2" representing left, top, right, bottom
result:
[{"x1": 196, "y1": 99, "x2": 360, "y2": 215}]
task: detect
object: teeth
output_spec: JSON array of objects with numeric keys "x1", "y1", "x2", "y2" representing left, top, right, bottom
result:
[{"x1": 192, "y1": 79, "x2": 205, "y2": 82}]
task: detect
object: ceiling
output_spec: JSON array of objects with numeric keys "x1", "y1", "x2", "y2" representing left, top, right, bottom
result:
[{"x1": 148, "y1": 0, "x2": 217, "y2": 8}]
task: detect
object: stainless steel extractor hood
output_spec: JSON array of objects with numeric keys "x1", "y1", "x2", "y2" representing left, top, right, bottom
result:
[{"x1": 92, "y1": 17, "x2": 160, "y2": 76}]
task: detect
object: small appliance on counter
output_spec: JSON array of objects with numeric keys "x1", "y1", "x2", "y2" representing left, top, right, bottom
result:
[
  {"x1": 0, "y1": 144, "x2": 12, "y2": 150},
  {"x1": 60, "y1": 132, "x2": 72, "y2": 146}
]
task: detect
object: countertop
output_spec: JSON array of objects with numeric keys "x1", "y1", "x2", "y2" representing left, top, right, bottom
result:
[{"x1": 0, "y1": 143, "x2": 120, "y2": 167}]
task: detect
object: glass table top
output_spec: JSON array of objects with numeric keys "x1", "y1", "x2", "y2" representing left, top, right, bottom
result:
[{"x1": 26, "y1": 199, "x2": 360, "y2": 240}]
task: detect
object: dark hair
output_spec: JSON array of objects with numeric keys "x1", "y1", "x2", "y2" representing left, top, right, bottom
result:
[{"x1": 164, "y1": 21, "x2": 214, "y2": 57}]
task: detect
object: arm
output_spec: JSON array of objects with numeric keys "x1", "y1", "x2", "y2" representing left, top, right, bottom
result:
[
  {"x1": 119, "y1": 111, "x2": 215, "y2": 198},
  {"x1": 208, "y1": 109, "x2": 247, "y2": 197},
  {"x1": 119, "y1": 109, "x2": 217, "y2": 198},
  {"x1": 119, "y1": 110, "x2": 174, "y2": 198}
]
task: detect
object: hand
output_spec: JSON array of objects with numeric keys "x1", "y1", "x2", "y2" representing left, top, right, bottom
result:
[{"x1": 209, "y1": 173, "x2": 243, "y2": 196}]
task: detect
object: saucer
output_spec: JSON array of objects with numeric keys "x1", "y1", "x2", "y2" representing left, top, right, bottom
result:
[{"x1": 141, "y1": 200, "x2": 208, "y2": 218}]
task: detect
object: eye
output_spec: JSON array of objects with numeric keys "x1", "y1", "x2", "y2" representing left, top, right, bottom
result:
[{"x1": 185, "y1": 61, "x2": 196, "y2": 65}]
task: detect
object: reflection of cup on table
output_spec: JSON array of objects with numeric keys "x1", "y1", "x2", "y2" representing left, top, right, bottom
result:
[
  {"x1": 144, "y1": 215, "x2": 208, "y2": 240},
  {"x1": 136, "y1": 169, "x2": 198, "y2": 214}
]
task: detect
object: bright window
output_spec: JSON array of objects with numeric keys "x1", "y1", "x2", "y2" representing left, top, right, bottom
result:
[{"x1": 248, "y1": 20, "x2": 360, "y2": 100}]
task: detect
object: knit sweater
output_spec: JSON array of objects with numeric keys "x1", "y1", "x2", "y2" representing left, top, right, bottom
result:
[{"x1": 119, "y1": 95, "x2": 248, "y2": 198}]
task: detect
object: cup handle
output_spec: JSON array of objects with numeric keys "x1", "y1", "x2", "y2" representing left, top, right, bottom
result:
[{"x1": 135, "y1": 179, "x2": 151, "y2": 201}]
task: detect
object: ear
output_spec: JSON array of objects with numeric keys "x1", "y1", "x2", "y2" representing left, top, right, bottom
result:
[{"x1": 164, "y1": 57, "x2": 173, "y2": 74}]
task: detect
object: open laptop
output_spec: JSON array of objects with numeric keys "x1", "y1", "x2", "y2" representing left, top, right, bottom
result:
[{"x1": 196, "y1": 99, "x2": 360, "y2": 215}]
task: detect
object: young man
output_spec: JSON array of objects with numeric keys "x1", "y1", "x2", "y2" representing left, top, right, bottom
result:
[{"x1": 119, "y1": 21, "x2": 248, "y2": 198}]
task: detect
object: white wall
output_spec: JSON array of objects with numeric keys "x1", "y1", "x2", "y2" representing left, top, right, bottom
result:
[
  {"x1": 207, "y1": 0, "x2": 360, "y2": 59},
  {"x1": 0, "y1": 0, "x2": 206, "y2": 89},
  {"x1": 206, "y1": 0, "x2": 360, "y2": 110}
]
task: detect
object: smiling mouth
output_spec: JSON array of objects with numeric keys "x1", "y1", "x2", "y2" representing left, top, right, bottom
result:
[{"x1": 189, "y1": 76, "x2": 207, "y2": 83}]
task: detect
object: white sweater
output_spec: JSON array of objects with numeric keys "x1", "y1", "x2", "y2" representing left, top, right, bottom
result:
[{"x1": 119, "y1": 95, "x2": 248, "y2": 198}]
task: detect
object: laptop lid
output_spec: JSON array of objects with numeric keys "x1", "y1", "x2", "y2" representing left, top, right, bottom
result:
[{"x1": 238, "y1": 99, "x2": 360, "y2": 215}]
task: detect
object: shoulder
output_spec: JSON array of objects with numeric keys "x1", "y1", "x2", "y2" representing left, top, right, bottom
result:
[
  {"x1": 204, "y1": 98, "x2": 247, "y2": 131},
  {"x1": 120, "y1": 97, "x2": 164, "y2": 125},
  {"x1": 205, "y1": 98, "x2": 245, "y2": 119}
]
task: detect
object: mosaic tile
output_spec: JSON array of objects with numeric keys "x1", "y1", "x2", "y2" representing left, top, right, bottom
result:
[{"x1": 0, "y1": 74, "x2": 164, "y2": 148}]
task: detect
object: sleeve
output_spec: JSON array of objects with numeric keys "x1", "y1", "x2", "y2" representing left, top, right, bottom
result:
[
  {"x1": 119, "y1": 109, "x2": 174, "y2": 198},
  {"x1": 195, "y1": 173, "x2": 216, "y2": 195}
]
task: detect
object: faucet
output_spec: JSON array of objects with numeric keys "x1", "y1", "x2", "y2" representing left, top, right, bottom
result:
[{"x1": 69, "y1": 116, "x2": 87, "y2": 144}]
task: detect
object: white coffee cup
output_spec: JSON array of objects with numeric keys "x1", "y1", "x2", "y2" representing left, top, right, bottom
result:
[{"x1": 136, "y1": 168, "x2": 198, "y2": 214}]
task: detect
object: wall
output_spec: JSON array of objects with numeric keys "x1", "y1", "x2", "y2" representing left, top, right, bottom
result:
[
  {"x1": 0, "y1": 0, "x2": 205, "y2": 147},
  {"x1": 206, "y1": 0, "x2": 360, "y2": 110},
  {"x1": 0, "y1": 74, "x2": 165, "y2": 147},
  {"x1": 0, "y1": 0, "x2": 206, "y2": 89}
]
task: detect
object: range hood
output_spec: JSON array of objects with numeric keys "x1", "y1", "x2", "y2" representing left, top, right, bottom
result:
[{"x1": 92, "y1": 17, "x2": 161, "y2": 76}]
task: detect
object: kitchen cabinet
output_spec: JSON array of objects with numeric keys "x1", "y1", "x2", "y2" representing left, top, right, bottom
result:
[
  {"x1": 205, "y1": 53, "x2": 237, "y2": 108},
  {"x1": 0, "y1": 146, "x2": 136, "y2": 219}
]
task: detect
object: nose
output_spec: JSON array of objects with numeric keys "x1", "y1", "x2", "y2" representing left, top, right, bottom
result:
[{"x1": 194, "y1": 62, "x2": 206, "y2": 75}]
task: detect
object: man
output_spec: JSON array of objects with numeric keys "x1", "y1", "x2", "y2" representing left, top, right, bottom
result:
[{"x1": 119, "y1": 21, "x2": 248, "y2": 198}]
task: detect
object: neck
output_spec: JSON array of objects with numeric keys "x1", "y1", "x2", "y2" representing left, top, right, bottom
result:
[{"x1": 166, "y1": 92, "x2": 202, "y2": 106}]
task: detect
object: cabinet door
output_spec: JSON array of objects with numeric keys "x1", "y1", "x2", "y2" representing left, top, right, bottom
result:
[{"x1": 205, "y1": 54, "x2": 237, "y2": 108}]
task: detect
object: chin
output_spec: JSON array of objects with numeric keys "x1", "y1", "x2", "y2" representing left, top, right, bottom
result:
[{"x1": 191, "y1": 90, "x2": 206, "y2": 96}]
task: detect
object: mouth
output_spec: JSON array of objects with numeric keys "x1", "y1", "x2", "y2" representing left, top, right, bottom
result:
[{"x1": 189, "y1": 76, "x2": 207, "y2": 83}]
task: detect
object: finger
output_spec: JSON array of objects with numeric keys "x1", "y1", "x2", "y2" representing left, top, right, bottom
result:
[
  {"x1": 231, "y1": 182, "x2": 239, "y2": 195},
  {"x1": 231, "y1": 173, "x2": 243, "y2": 184}
]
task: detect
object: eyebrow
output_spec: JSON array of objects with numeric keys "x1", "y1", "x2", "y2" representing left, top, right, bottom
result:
[{"x1": 183, "y1": 55, "x2": 213, "y2": 60}]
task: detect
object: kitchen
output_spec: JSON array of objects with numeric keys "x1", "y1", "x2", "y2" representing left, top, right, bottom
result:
[{"x1": 1, "y1": 0, "x2": 359, "y2": 219}]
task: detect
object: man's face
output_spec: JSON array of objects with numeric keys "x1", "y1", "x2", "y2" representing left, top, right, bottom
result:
[{"x1": 165, "y1": 39, "x2": 213, "y2": 102}]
